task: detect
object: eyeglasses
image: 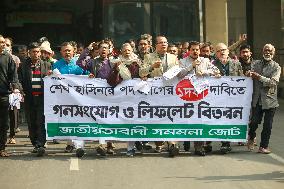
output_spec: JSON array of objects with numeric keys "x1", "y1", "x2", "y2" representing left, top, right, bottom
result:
[
  {"x1": 100, "y1": 45, "x2": 109, "y2": 49},
  {"x1": 217, "y1": 48, "x2": 227, "y2": 52},
  {"x1": 157, "y1": 41, "x2": 168, "y2": 45}
]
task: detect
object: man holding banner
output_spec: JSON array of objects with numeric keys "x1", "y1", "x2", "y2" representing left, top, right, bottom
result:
[
  {"x1": 179, "y1": 41, "x2": 220, "y2": 156},
  {"x1": 212, "y1": 43, "x2": 244, "y2": 154},
  {"x1": 53, "y1": 41, "x2": 86, "y2": 157},
  {"x1": 139, "y1": 35, "x2": 180, "y2": 157},
  {"x1": 247, "y1": 44, "x2": 281, "y2": 154},
  {"x1": 76, "y1": 40, "x2": 116, "y2": 156}
]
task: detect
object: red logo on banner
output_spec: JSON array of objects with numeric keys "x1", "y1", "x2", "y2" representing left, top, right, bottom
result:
[{"x1": 176, "y1": 79, "x2": 208, "y2": 101}]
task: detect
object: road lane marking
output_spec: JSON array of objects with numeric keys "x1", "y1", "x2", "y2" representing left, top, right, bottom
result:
[
  {"x1": 268, "y1": 153, "x2": 284, "y2": 165},
  {"x1": 70, "y1": 157, "x2": 79, "y2": 171}
]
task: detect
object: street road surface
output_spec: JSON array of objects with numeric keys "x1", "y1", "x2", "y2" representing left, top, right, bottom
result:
[{"x1": 1, "y1": 100, "x2": 284, "y2": 189}]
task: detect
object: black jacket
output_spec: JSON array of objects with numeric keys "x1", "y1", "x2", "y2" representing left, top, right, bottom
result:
[
  {"x1": 0, "y1": 52, "x2": 18, "y2": 95},
  {"x1": 18, "y1": 58, "x2": 51, "y2": 102}
]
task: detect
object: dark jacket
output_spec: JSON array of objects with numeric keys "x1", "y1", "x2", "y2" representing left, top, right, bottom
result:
[
  {"x1": 0, "y1": 52, "x2": 18, "y2": 95},
  {"x1": 239, "y1": 57, "x2": 253, "y2": 75},
  {"x1": 18, "y1": 58, "x2": 51, "y2": 102},
  {"x1": 212, "y1": 58, "x2": 244, "y2": 76}
]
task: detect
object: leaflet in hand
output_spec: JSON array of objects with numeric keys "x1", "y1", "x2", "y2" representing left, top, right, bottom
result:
[
  {"x1": 53, "y1": 68, "x2": 61, "y2": 75},
  {"x1": 133, "y1": 80, "x2": 152, "y2": 94},
  {"x1": 163, "y1": 65, "x2": 183, "y2": 80},
  {"x1": 187, "y1": 74, "x2": 210, "y2": 94}
]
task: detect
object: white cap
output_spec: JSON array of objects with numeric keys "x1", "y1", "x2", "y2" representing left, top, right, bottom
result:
[{"x1": 40, "y1": 41, "x2": 53, "y2": 54}]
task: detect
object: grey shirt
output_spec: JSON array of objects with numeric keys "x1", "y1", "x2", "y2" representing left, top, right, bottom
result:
[{"x1": 251, "y1": 59, "x2": 281, "y2": 109}]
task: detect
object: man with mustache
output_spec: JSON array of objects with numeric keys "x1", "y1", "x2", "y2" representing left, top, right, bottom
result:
[
  {"x1": 239, "y1": 44, "x2": 253, "y2": 75},
  {"x1": 200, "y1": 42, "x2": 215, "y2": 61},
  {"x1": 179, "y1": 41, "x2": 220, "y2": 156},
  {"x1": 137, "y1": 37, "x2": 150, "y2": 61},
  {"x1": 247, "y1": 44, "x2": 281, "y2": 154},
  {"x1": 237, "y1": 44, "x2": 254, "y2": 146}
]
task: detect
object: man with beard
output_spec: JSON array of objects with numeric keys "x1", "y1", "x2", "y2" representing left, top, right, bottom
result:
[
  {"x1": 237, "y1": 44, "x2": 254, "y2": 146},
  {"x1": 247, "y1": 44, "x2": 281, "y2": 154},
  {"x1": 137, "y1": 37, "x2": 150, "y2": 60},
  {"x1": 212, "y1": 43, "x2": 244, "y2": 154},
  {"x1": 239, "y1": 45, "x2": 253, "y2": 75},
  {"x1": 200, "y1": 42, "x2": 215, "y2": 61}
]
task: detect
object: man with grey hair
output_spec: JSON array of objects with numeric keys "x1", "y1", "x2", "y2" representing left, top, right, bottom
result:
[
  {"x1": 211, "y1": 42, "x2": 243, "y2": 154},
  {"x1": 247, "y1": 44, "x2": 281, "y2": 154}
]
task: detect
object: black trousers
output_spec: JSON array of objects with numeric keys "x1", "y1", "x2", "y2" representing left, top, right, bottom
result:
[
  {"x1": 248, "y1": 103, "x2": 276, "y2": 148},
  {"x1": 0, "y1": 96, "x2": 9, "y2": 150},
  {"x1": 25, "y1": 96, "x2": 46, "y2": 148},
  {"x1": 9, "y1": 107, "x2": 19, "y2": 138}
]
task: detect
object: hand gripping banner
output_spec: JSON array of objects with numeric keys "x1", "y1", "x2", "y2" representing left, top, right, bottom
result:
[{"x1": 44, "y1": 75, "x2": 252, "y2": 142}]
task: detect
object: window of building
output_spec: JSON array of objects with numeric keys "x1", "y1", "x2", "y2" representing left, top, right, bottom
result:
[{"x1": 103, "y1": 0, "x2": 200, "y2": 47}]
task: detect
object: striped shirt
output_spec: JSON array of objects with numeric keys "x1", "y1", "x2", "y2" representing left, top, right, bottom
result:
[{"x1": 31, "y1": 64, "x2": 43, "y2": 96}]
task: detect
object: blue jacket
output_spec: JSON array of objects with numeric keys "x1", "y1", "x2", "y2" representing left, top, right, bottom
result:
[{"x1": 53, "y1": 57, "x2": 88, "y2": 75}]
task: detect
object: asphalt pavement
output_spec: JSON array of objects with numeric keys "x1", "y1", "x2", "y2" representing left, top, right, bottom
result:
[{"x1": 1, "y1": 99, "x2": 284, "y2": 189}]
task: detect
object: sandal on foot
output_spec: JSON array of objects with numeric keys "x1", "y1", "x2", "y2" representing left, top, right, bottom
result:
[{"x1": 0, "y1": 150, "x2": 10, "y2": 157}]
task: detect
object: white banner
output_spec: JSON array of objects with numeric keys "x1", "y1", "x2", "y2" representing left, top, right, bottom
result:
[{"x1": 44, "y1": 75, "x2": 253, "y2": 141}]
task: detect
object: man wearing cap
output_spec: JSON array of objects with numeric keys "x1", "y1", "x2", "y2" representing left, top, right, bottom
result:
[
  {"x1": 40, "y1": 41, "x2": 57, "y2": 65},
  {"x1": 40, "y1": 41, "x2": 58, "y2": 145},
  {"x1": 18, "y1": 42, "x2": 52, "y2": 157}
]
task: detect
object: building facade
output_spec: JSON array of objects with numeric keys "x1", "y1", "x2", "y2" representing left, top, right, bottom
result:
[{"x1": 0, "y1": 0, "x2": 283, "y2": 72}]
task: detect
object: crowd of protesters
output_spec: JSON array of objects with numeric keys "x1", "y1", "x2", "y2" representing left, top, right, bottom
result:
[{"x1": 0, "y1": 33, "x2": 281, "y2": 158}]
